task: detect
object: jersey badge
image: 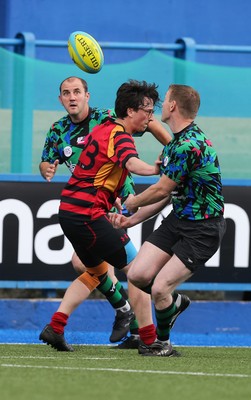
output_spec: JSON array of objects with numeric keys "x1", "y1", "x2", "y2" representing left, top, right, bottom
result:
[{"x1": 64, "y1": 146, "x2": 73, "y2": 158}]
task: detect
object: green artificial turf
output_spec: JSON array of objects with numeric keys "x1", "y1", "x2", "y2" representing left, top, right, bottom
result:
[{"x1": 1, "y1": 344, "x2": 251, "y2": 400}]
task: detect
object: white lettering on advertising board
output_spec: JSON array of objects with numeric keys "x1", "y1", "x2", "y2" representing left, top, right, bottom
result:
[{"x1": 0, "y1": 200, "x2": 249, "y2": 268}]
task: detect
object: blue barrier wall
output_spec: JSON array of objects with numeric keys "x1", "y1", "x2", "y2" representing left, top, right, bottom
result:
[
  {"x1": 1, "y1": 0, "x2": 251, "y2": 67},
  {"x1": 1, "y1": 299, "x2": 251, "y2": 347}
]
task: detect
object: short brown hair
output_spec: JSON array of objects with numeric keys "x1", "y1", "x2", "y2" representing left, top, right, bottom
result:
[{"x1": 168, "y1": 84, "x2": 200, "y2": 119}]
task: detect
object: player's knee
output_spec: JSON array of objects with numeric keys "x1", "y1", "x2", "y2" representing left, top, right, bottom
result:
[
  {"x1": 127, "y1": 266, "x2": 150, "y2": 289},
  {"x1": 77, "y1": 261, "x2": 109, "y2": 292}
]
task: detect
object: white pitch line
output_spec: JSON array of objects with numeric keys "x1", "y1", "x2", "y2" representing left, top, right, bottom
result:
[
  {"x1": 0, "y1": 364, "x2": 250, "y2": 379},
  {"x1": 0, "y1": 356, "x2": 118, "y2": 360}
]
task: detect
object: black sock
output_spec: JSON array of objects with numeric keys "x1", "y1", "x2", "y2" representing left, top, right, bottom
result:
[{"x1": 115, "y1": 281, "x2": 139, "y2": 333}]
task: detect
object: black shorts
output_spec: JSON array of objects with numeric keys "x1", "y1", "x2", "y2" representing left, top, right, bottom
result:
[
  {"x1": 146, "y1": 211, "x2": 226, "y2": 272},
  {"x1": 58, "y1": 212, "x2": 137, "y2": 269}
]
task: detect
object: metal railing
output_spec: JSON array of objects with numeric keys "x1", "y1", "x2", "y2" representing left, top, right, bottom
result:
[
  {"x1": 1, "y1": 32, "x2": 251, "y2": 174},
  {"x1": 1, "y1": 32, "x2": 251, "y2": 61}
]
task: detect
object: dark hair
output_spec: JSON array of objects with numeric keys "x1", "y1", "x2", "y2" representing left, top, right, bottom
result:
[
  {"x1": 59, "y1": 76, "x2": 88, "y2": 93},
  {"x1": 168, "y1": 84, "x2": 200, "y2": 119},
  {"x1": 115, "y1": 79, "x2": 160, "y2": 118}
]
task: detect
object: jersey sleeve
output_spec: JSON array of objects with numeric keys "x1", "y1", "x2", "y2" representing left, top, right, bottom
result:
[
  {"x1": 40, "y1": 125, "x2": 62, "y2": 164},
  {"x1": 111, "y1": 131, "x2": 139, "y2": 168}
]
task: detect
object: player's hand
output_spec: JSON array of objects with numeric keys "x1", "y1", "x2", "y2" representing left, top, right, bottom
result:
[
  {"x1": 124, "y1": 194, "x2": 138, "y2": 214},
  {"x1": 45, "y1": 160, "x2": 59, "y2": 182},
  {"x1": 108, "y1": 212, "x2": 129, "y2": 229}
]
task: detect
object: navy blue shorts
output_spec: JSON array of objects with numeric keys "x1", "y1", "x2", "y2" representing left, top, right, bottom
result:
[{"x1": 146, "y1": 211, "x2": 226, "y2": 272}]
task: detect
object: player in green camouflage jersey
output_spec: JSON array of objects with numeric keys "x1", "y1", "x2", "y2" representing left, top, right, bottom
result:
[
  {"x1": 160, "y1": 122, "x2": 224, "y2": 219},
  {"x1": 39, "y1": 76, "x2": 172, "y2": 348},
  {"x1": 41, "y1": 108, "x2": 116, "y2": 173},
  {"x1": 41, "y1": 105, "x2": 135, "y2": 207},
  {"x1": 109, "y1": 84, "x2": 226, "y2": 356}
]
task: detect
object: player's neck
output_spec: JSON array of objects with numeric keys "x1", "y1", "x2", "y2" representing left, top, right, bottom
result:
[
  {"x1": 70, "y1": 106, "x2": 89, "y2": 124},
  {"x1": 114, "y1": 118, "x2": 133, "y2": 134},
  {"x1": 169, "y1": 118, "x2": 194, "y2": 134}
]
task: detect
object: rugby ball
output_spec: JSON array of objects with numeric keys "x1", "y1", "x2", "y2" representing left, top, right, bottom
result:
[{"x1": 68, "y1": 31, "x2": 104, "y2": 74}]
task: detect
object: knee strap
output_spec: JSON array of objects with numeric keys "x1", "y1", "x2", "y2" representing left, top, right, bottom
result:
[{"x1": 78, "y1": 261, "x2": 109, "y2": 292}]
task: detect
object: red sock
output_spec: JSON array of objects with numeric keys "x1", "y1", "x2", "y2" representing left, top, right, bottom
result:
[
  {"x1": 50, "y1": 312, "x2": 69, "y2": 334},
  {"x1": 138, "y1": 324, "x2": 157, "y2": 345}
]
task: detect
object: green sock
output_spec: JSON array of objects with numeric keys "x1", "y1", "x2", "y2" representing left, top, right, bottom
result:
[
  {"x1": 128, "y1": 318, "x2": 139, "y2": 334},
  {"x1": 115, "y1": 281, "x2": 128, "y2": 300},
  {"x1": 155, "y1": 302, "x2": 178, "y2": 341},
  {"x1": 97, "y1": 275, "x2": 126, "y2": 310}
]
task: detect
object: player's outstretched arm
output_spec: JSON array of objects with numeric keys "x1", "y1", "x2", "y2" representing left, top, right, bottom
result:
[
  {"x1": 125, "y1": 174, "x2": 176, "y2": 213},
  {"x1": 147, "y1": 117, "x2": 173, "y2": 145},
  {"x1": 108, "y1": 197, "x2": 170, "y2": 229},
  {"x1": 125, "y1": 156, "x2": 160, "y2": 176}
]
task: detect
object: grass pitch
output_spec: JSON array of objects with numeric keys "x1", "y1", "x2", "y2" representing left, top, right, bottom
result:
[{"x1": 1, "y1": 344, "x2": 251, "y2": 400}]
